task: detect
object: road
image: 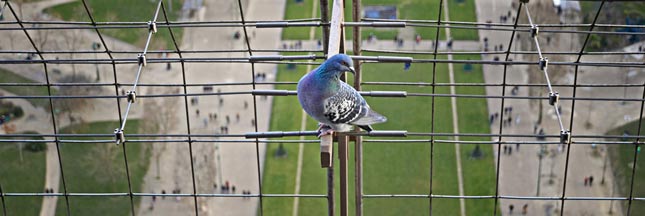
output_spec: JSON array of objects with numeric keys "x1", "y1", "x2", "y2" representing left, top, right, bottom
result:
[
  {"x1": 136, "y1": 0, "x2": 283, "y2": 215},
  {"x1": 474, "y1": 0, "x2": 639, "y2": 215}
]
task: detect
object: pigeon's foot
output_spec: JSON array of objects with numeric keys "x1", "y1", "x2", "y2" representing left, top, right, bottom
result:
[{"x1": 317, "y1": 124, "x2": 334, "y2": 138}]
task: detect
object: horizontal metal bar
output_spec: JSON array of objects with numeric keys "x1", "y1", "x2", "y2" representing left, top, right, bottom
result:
[
  {"x1": 367, "y1": 131, "x2": 407, "y2": 137},
  {"x1": 250, "y1": 90, "x2": 408, "y2": 97},
  {"x1": 255, "y1": 21, "x2": 322, "y2": 28},
  {"x1": 4, "y1": 18, "x2": 643, "y2": 29},
  {"x1": 4, "y1": 192, "x2": 637, "y2": 201},
  {"x1": 362, "y1": 194, "x2": 638, "y2": 201},
  {"x1": 249, "y1": 54, "x2": 320, "y2": 62},
  {"x1": 245, "y1": 130, "x2": 407, "y2": 138},
  {"x1": 343, "y1": 21, "x2": 406, "y2": 28},
  {"x1": 2, "y1": 57, "x2": 643, "y2": 68},
  {"x1": 1, "y1": 49, "x2": 640, "y2": 56},
  {"x1": 2, "y1": 139, "x2": 640, "y2": 146},
  {"x1": 0, "y1": 81, "x2": 642, "y2": 89},
  {"x1": 362, "y1": 48, "x2": 645, "y2": 56},
  {"x1": 2, "y1": 132, "x2": 643, "y2": 139},
  {"x1": 1, "y1": 192, "x2": 326, "y2": 198},
  {"x1": 361, "y1": 18, "x2": 645, "y2": 29},
  {"x1": 358, "y1": 91, "x2": 407, "y2": 97},
  {"x1": 245, "y1": 131, "x2": 319, "y2": 138},
  {"x1": 353, "y1": 56, "x2": 413, "y2": 62},
  {"x1": 5, "y1": 91, "x2": 644, "y2": 102}
]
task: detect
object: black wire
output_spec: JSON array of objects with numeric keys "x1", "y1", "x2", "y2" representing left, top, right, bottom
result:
[
  {"x1": 4, "y1": 2, "x2": 72, "y2": 215},
  {"x1": 626, "y1": 80, "x2": 645, "y2": 215},
  {"x1": 79, "y1": 0, "x2": 135, "y2": 215},
  {"x1": 428, "y1": 0, "x2": 443, "y2": 214},
  {"x1": 3, "y1": 48, "x2": 642, "y2": 56},
  {"x1": 235, "y1": 0, "x2": 265, "y2": 213},
  {"x1": 0, "y1": 184, "x2": 6, "y2": 216},
  {"x1": 492, "y1": 3, "x2": 523, "y2": 216},
  {"x1": 159, "y1": 1, "x2": 200, "y2": 215},
  {"x1": 559, "y1": 1, "x2": 606, "y2": 215}
]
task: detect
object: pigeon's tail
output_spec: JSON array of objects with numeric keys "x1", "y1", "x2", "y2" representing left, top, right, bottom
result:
[
  {"x1": 352, "y1": 109, "x2": 387, "y2": 126},
  {"x1": 358, "y1": 125, "x2": 373, "y2": 132}
]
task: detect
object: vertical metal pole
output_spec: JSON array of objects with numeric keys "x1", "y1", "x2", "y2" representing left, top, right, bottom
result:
[
  {"x1": 328, "y1": 167, "x2": 335, "y2": 216},
  {"x1": 536, "y1": 149, "x2": 543, "y2": 196},
  {"x1": 351, "y1": 0, "x2": 362, "y2": 216},
  {"x1": 322, "y1": 1, "x2": 345, "y2": 215},
  {"x1": 319, "y1": 0, "x2": 330, "y2": 55},
  {"x1": 339, "y1": 136, "x2": 349, "y2": 216},
  {"x1": 601, "y1": 148, "x2": 608, "y2": 185}
]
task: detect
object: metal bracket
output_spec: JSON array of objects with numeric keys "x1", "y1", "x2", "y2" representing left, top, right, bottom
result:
[
  {"x1": 539, "y1": 57, "x2": 548, "y2": 71},
  {"x1": 548, "y1": 92, "x2": 559, "y2": 106},
  {"x1": 530, "y1": 25, "x2": 539, "y2": 38},
  {"x1": 114, "y1": 129, "x2": 125, "y2": 145},
  {"x1": 560, "y1": 130, "x2": 571, "y2": 144},
  {"x1": 148, "y1": 21, "x2": 157, "y2": 33},
  {"x1": 137, "y1": 54, "x2": 147, "y2": 66},
  {"x1": 126, "y1": 91, "x2": 137, "y2": 103}
]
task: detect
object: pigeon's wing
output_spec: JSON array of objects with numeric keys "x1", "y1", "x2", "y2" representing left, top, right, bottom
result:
[
  {"x1": 322, "y1": 83, "x2": 387, "y2": 125},
  {"x1": 351, "y1": 108, "x2": 387, "y2": 125}
]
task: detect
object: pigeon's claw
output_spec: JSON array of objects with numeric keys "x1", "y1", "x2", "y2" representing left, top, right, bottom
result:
[{"x1": 317, "y1": 124, "x2": 334, "y2": 138}]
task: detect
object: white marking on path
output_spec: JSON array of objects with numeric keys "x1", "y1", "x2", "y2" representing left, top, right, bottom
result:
[
  {"x1": 442, "y1": 1, "x2": 467, "y2": 216},
  {"x1": 292, "y1": 110, "x2": 308, "y2": 216}
]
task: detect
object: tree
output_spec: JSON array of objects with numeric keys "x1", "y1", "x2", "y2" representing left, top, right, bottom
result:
[
  {"x1": 53, "y1": 74, "x2": 101, "y2": 122},
  {"x1": 142, "y1": 90, "x2": 180, "y2": 179},
  {"x1": 85, "y1": 142, "x2": 123, "y2": 183}
]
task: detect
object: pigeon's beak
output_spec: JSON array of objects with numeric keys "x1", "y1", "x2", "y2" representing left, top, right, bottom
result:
[{"x1": 348, "y1": 67, "x2": 355, "y2": 75}]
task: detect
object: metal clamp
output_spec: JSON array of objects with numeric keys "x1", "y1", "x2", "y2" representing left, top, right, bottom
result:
[
  {"x1": 530, "y1": 25, "x2": 539, "y2": 38},
  {"x1": 539, "y1": 57, "x2": 548, "y2": 71},
  {"x1": 560, "y1": 130, "x2": 571, "y2": 144},
  {"x1": 137, "y1": 54, "x2": 147, "y2": 66},
  {"x1": 114, "y1": 129, "x2": 125, "y2": 145},
  {"x1": 126, "y1": 91, "x2": 137, "y2": 103},
  {"x1": 148, "y1": 21, "x2": 157, "y2": 33},
  {"x1": 548, "y1": 92, "x2": 559, "y2": 106}
]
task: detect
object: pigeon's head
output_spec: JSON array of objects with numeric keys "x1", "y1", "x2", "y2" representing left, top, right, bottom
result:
[{"x1": 324, "y1": 54, "x2": 355, "y2": 76}]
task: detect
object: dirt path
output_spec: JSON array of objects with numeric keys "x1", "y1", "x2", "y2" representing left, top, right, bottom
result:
[
  {"x1": 474, "y1": 0, "x2": 640, "y2": 215},
  {"x1": 136, "y1": 0, "x2": 284, "y2": 215}
]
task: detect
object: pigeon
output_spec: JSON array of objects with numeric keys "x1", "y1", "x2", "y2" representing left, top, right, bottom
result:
[{"x1": 297, "y1": 54, "x2": 387, "y2": 137}]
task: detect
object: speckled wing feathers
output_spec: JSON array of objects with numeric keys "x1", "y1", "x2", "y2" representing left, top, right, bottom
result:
[{"x1": 323, "y1": 83, "x2": 387, "y2": 126}]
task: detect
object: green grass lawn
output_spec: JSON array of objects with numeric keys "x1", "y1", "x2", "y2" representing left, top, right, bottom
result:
[
  {"x1": 282, "y1": 0, "x2": 317, "y2": 40},
  {"x1": 453, "y1": 55, "x2": 496, "y2": 213},
  {"x1": 45, "y1": 0, "x2": 183, "y2": 48},
  {"x1": 0, "y1": 132, "x2": 46, "y2": 216},
  {"x1": 606, "y1": 118, "x2": 645, "y2": 215},
  {"x1": 283, "y1": 0, "x2": 478, "y2": 41},
  {"x1": 262, "y1": 52, "x2": 501, "y2": 215},
  {"x1": 54, "y1": 120, "x2": 150, "y2": 215},
  {"x1": 269, "y1": 1, "x2": 486, "y2": 215},
  {"x1": 447, "y1": 0, "x2": 479, "y2": 41},
  {"x1": 0, "y1": 67, "x2": 54, "y2": 108}
]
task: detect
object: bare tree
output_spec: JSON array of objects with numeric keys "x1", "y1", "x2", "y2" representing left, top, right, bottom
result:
[
  {"x1": 61, "y1": 5, "x2": 87, "y2": 76},
  {"x1": 142, "y1": 89, "x2": 180, "y2": 134},
  {"x1": 85, "y1": 142, "x2": 123, "y2": 183},
  {"x1": 53, "y1": 74, "x2": 100, "y2": 122},
  {"x1": 142, "y1": 89, "x2": 180, "y2": 179},
  {"x1": 33, "y1": 17, "x2": 51, "y2": 51}
]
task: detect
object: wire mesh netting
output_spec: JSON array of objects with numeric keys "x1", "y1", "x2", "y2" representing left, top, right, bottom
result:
[{"x1": 0, "y1": 0, "x2": 644, "y2": 215}]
